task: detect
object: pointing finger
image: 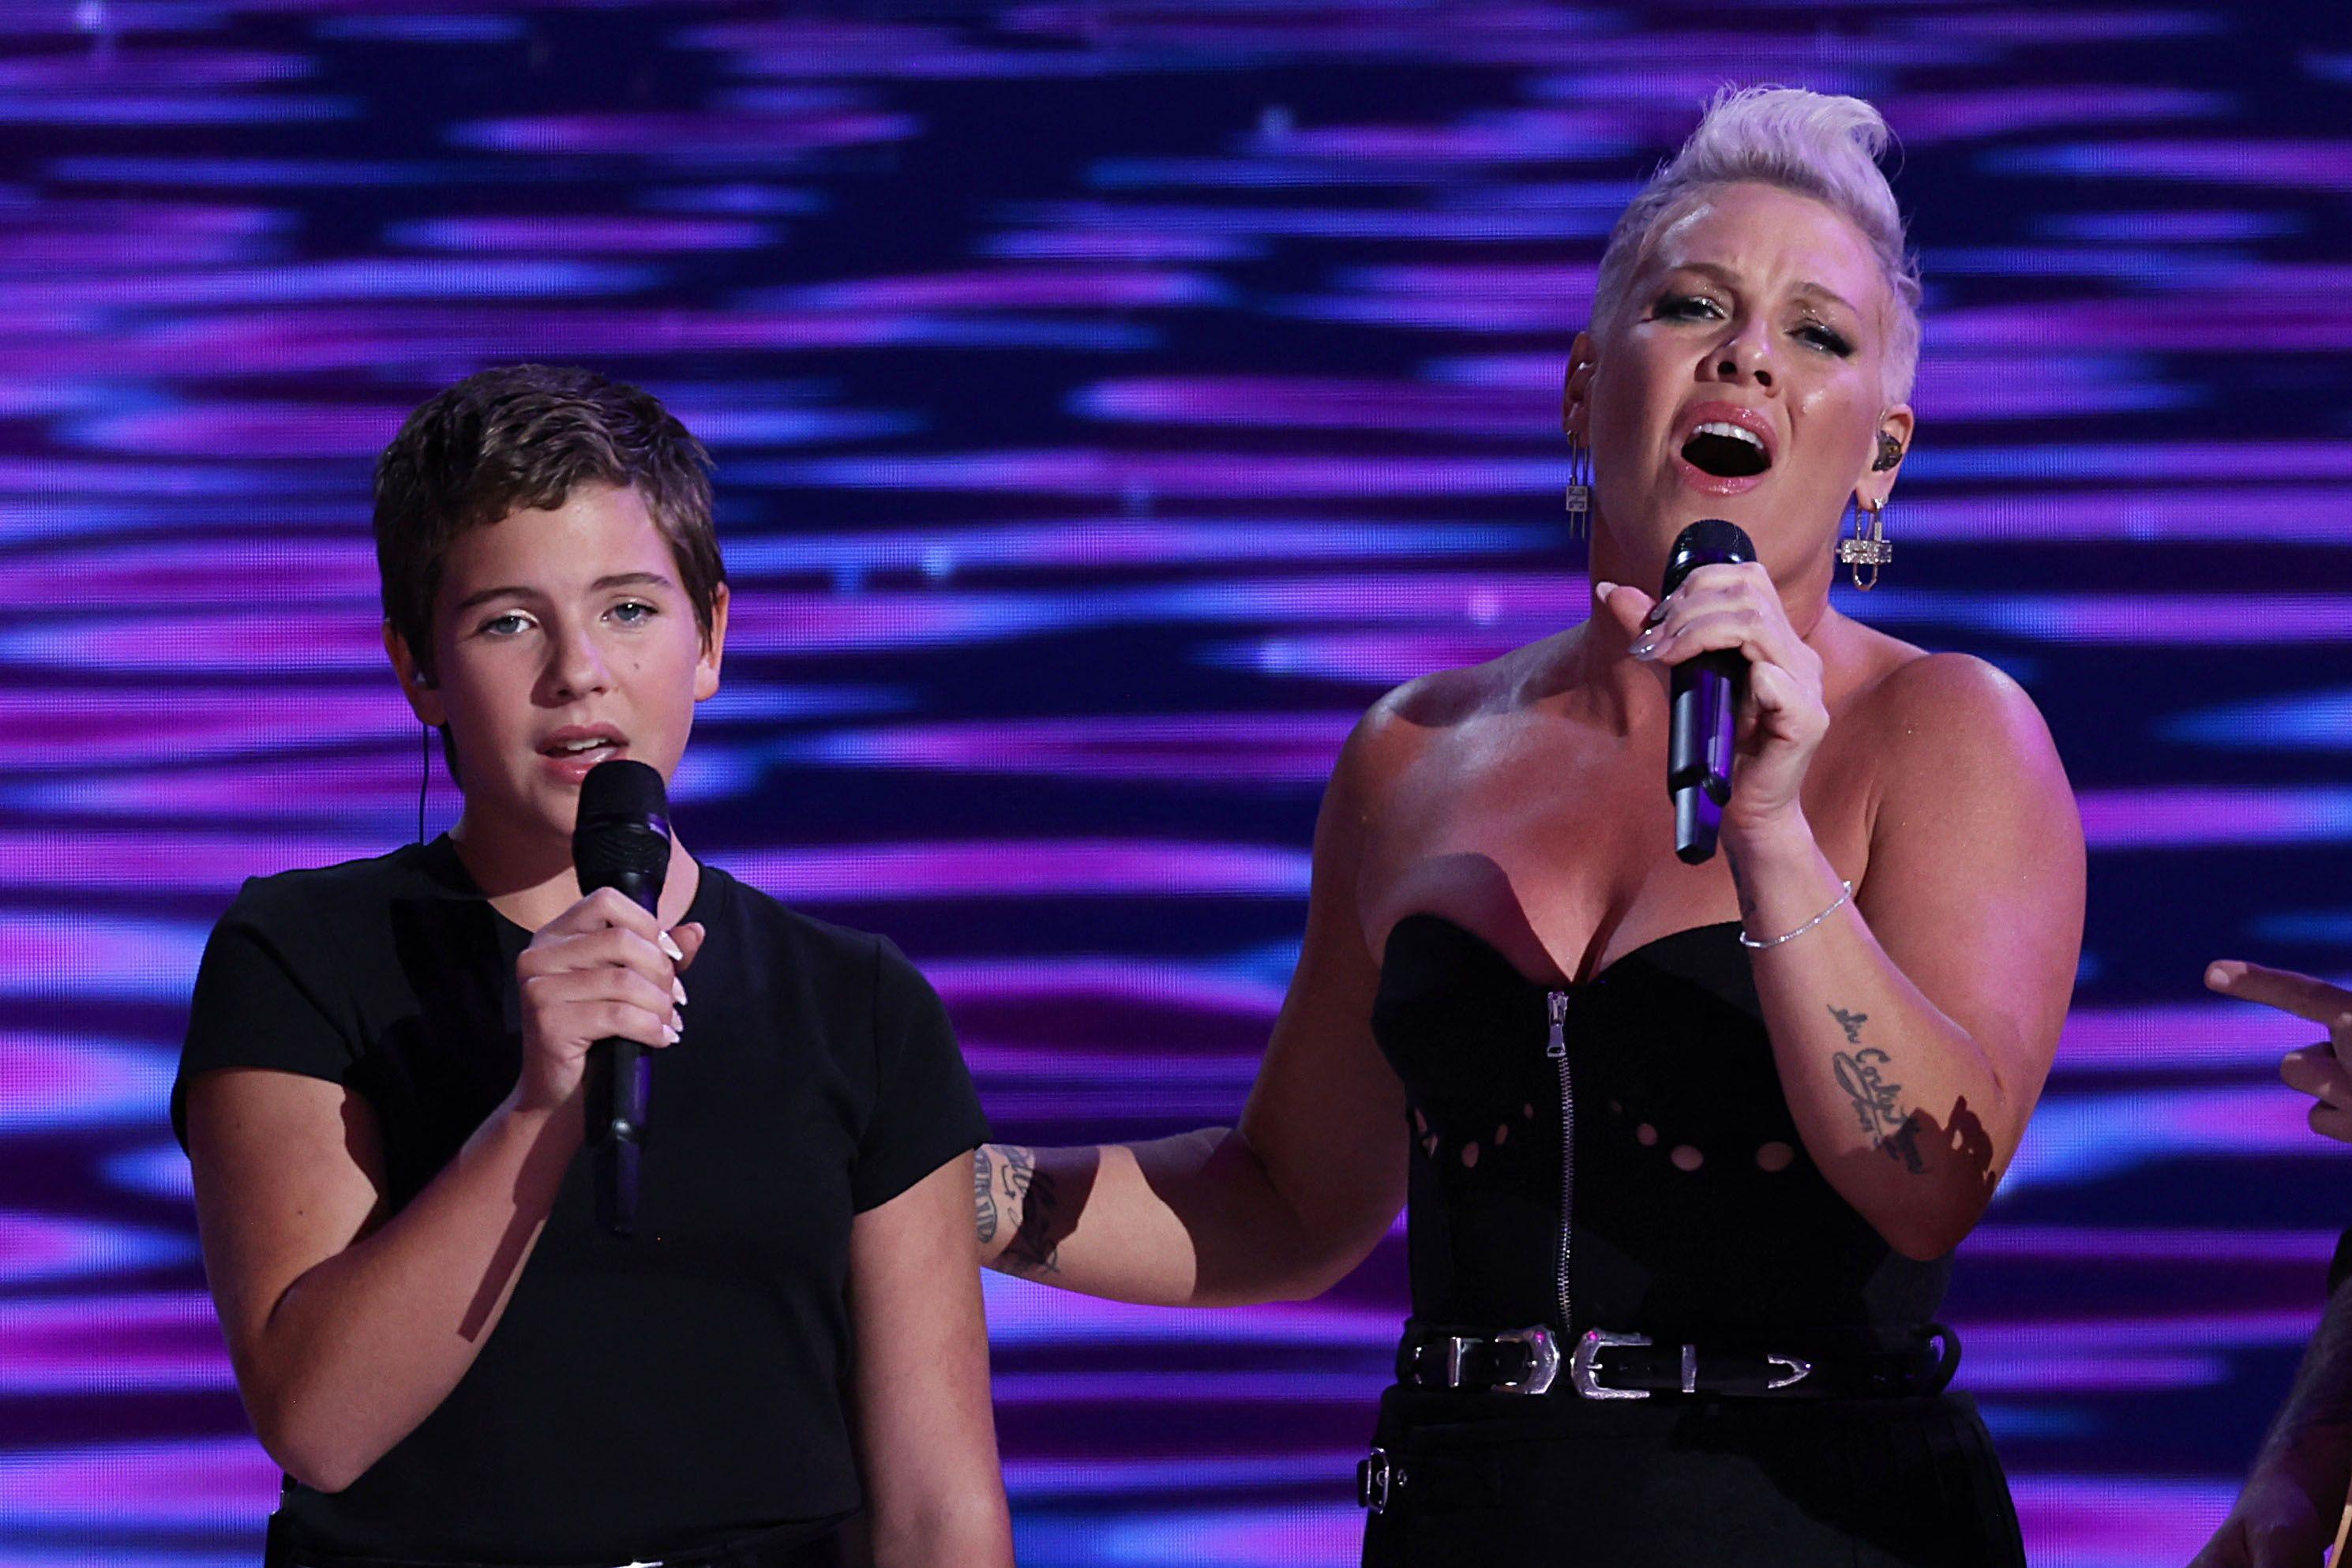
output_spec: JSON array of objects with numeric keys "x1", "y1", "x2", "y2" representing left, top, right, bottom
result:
[{"x1": 2208, "y1": 961, "x2": 2352, "y2": 1026}]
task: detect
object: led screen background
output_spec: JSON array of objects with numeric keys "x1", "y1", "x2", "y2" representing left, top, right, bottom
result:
[{"x1": 6, "y1": 2, "x2": 2350, "y2": 1563}]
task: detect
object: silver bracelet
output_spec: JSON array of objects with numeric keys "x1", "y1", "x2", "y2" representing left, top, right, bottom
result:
[{"x1": 1739, "y1": 880, "x2": 1854, "y2": 951}]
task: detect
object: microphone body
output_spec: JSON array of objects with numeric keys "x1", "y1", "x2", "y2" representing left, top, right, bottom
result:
[
  {"x1": 1662, "y1": 520, "x2": 1757, "y2": 865},
  {"x1": 572, "y1": 759, "x2": 671, "y2": 1237}
]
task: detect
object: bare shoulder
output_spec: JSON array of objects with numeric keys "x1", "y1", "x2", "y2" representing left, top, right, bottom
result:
[
  {"x1": 1345, "y1": 639, "x2": 1554, "y2": 783},
  {"x1": 1851, "y1": 643, "x2": 2059, "y2": 767},
  {"x1": 1831, "y1": 631, "x2": 2074, "y2": 837}
]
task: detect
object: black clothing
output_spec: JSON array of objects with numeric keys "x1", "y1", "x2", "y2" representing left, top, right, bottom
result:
[
  {"x1": 1364, "y1": 914, "x2": 2024, "y2": 1566},
  {"x1": 175, "y1": 836, "x2": 989, "y2": 1564},
  {"x1": 1362, "y1": 1383, "x2": 2020, "y2": 1567},
  {"x1": 264, "y1": 1512, "x2": 850, "y2": 1568}
]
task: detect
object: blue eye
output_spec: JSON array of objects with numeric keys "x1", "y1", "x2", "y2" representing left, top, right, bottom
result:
[
  {"x1": 1658, "y1": 294, "x2": 1721, "y2": 321},
  {"x1": 478, "y1": 611, "x2": 531, "y2": 637},
  {"x1": 610, "y1": 599, "x2": 657, "y2": 625}
]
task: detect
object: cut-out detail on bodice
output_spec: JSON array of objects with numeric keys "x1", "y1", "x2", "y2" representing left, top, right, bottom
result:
[{"x1": 1371, "y1": 912, "x2": 1950, "y2": 1338}]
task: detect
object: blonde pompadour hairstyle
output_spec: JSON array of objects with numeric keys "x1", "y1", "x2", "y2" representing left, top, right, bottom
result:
[{"x1": 1589, "y1": 85, "x2": 1923, "y2": 403}]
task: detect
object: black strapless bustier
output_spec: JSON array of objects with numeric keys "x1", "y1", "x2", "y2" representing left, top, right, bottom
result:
[
  {"x1": 1371, "y1": 913, "x2": 1951, "y2": 1340},
  {"x1": 1358, "y1": 917, "x2": 2023, "y2": 1568}
]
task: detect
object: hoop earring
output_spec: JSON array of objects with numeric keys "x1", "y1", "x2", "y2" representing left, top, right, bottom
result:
[
  {"x1": 1838, "y1": 497, "x2": 1892, "y2": 591},
  {"x1": 417, "y1": 721, "x2": 431, "y2": 844},
  {"x1": 1564, "y1": 436, "x2": 1593, "y2": 539}
]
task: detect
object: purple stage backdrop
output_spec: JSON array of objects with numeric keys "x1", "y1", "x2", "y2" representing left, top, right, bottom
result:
[{"x1": 9, "y1": 2, "x2": 2352, "y2": 1563}]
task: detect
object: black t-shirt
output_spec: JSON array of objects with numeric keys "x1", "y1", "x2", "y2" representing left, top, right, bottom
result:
[{"x1": 173, "y1": 836, "x2": 990, "y2": 1561}]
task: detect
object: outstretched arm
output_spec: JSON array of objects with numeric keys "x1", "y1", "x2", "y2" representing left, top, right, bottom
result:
[
  {"x1": 2191, "y1": 1266, "x2": 2352, "y2": 1568},
  {"x1": 974, "y1": 715, "x2": 1411, "y2": 1307},
  {"x1": 2193, "y1": 962, "x2": 2352, "y2": 1566}
]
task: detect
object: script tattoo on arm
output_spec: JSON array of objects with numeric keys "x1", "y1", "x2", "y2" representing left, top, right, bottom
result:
[
  {"x1": 973, "y1": 1146, "x2": 1000, "y2": 1246},
  {"x1": 1827, "y1": 1005, "x2": 1928, "y2": 1175},
  {"x1": 976, "y1": 1143, "x2": 1062, "y2": 1277}
]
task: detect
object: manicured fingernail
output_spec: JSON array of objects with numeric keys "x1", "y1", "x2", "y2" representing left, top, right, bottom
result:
[
  {"x1": 660, "y1": 932, "x2": 685, "y2": 961},
  {"x1": 1643, "y1": 601, "x2": 1670, "y2": 628},
  {"x1": 1630, "y1": 637, "x2": 1658, "y2": 660},
  {"x1": 2204, "y1": 963, "x2": 2233, "y2": 988},
  {"x1": 663, "y1": 1024, "x2": 681, "y2": 1045},
  {"x1": 672, "y1": 977, "x2": 688, "y2": 1006},
  {"x1": 1592, "y1": 580, "x2": 1618, "y2": 600}
]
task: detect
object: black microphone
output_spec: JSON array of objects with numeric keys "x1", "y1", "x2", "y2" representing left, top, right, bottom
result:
[
  {"x1": 1663, "y1": 519, "x2": 1757, "y2": 865},
  {"x1": 573, "y1": 758, "x2": 670, "y2": 1237}
]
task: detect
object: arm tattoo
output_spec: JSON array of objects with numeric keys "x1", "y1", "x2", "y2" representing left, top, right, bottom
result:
[
  {"x1": 977, "y1": 1143, "x2": 1062, "y2": 1276},
  {"x1": 1000, "y1": 1151, "x2": 1062, "y2": 1277},
  {"x1": 1827, "y1": 1005, "x2": 1928, "y2": 1175},
  {"x1": 973, "y1": 1147, "x2": 1000, "y2": 1246}
]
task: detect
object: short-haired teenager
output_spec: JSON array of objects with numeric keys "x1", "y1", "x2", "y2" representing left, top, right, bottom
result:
[{"x1": 178, "y1": 365, "x2": 1011, "y2": 1568}]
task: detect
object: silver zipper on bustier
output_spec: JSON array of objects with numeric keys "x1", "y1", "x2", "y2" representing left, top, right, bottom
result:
[{"x1": 1547, "y1": 988, "x2": 1572, "y2": 1334}]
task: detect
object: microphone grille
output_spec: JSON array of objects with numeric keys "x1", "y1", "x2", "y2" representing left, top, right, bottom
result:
[
  {"x1": 1663, "y1": 518, "x2": 1757, "y2": 595},
  {"x1": 576, "y1": 820, "x2": 670, "y2": 887},
  {"x1": 579, "y1": 758, "x2": 668, "y2": 823},
  {"x1": 574, "y1": 760, "x2": 671, "y2": 892}
]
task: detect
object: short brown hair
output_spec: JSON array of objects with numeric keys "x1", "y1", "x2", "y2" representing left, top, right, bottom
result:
[{"x1": 373, "y1": 364, "x2": 723, "y2": 681}]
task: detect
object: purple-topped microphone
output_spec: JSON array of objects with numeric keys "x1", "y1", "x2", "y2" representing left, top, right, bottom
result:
[{"x1": 1662, "y1": 519, "x2": 1757, "y2": 865}]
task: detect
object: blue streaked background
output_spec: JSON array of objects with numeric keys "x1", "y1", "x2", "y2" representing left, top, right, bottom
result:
[{"x1": 9, "y1": 2, "x2": 2351, "y2": 1563}]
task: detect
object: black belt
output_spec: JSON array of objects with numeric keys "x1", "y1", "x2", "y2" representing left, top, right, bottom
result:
[
  {"x1": 264, "y1": 1512, "x2": 850, "y2": 1568},
  {"x1": 1364, "y1": 1324, "x2": 1962, "y2": 1515},
  {"x1": 1391, "y1": 1322, "x2": 1958, "y2": 1401}
]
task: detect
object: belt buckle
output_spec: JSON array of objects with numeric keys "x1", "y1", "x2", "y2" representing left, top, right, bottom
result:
[
  {"x1": 1403, "y1": 1334, "x2": 1476, "y2": 1389},
  {"x1": 1489, "y1": 1325, "x2": 1561, "y2": 1395},
  {"x1": 1357, "y1": 1446, "x2": 1395, "y2": 1514},
  {"x1": 1569, "y1": 1328, "x2": 1652, "y2": 1400}
]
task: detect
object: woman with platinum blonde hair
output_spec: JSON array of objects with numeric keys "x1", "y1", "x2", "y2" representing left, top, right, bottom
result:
[{"x1": 975, "y1": 87, "x2": 2076, "y2": 1566}]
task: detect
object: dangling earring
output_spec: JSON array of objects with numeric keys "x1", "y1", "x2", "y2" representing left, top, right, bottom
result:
[
  {"x1": 1564, "y1": 435, "x2": 1593, "y2": 539},
  {"x1": 1838, "y1": 496, "x2": 1892, "y2": 591}
]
